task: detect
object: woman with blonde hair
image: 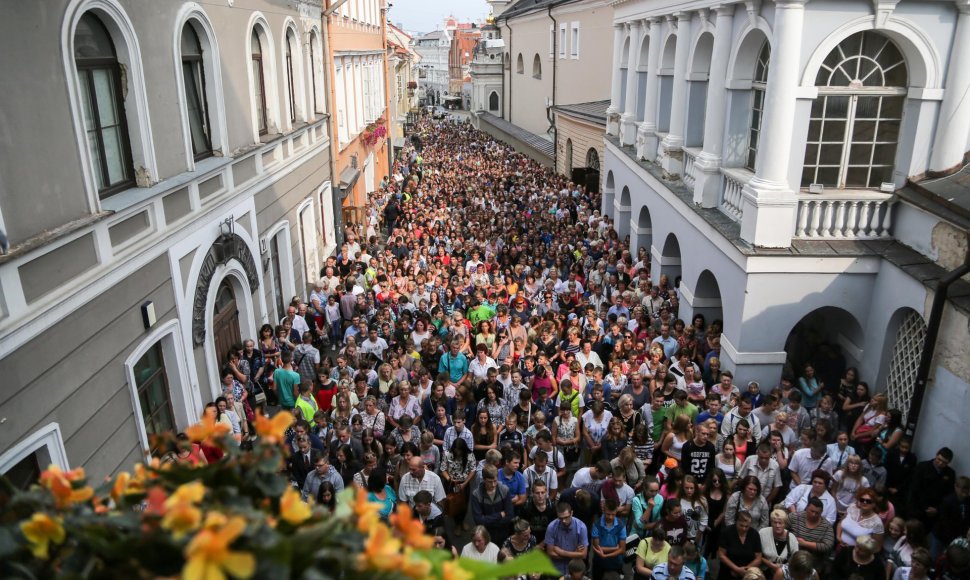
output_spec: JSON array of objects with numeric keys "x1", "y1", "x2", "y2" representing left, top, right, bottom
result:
[
  {"x1": 760, "y1": 509, "x2": 800, "y2": 577},
  {"x1": 662, "y1": 414, "x2": 693, "y2": 463}
]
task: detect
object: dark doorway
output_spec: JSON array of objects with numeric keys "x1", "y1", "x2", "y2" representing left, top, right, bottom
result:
[{"x1": 212, "y1": 279, "x2": 241, "y2": 364}]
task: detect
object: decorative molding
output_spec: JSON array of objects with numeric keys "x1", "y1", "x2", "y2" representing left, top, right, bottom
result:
[
  {"x1": 0, "y1": 423, "x2": 70, "y2": 474},
  {"x1": 872, "y1": 0, "x2": 901, "y2": 29},
  {"x1": 744, "y1": 0, "x2": 762, "y2": 27},
  {"x1": 191, "y1": 232, "x2": 260, "y2": 346},
  {"x1": 720, "y1": 334, "x2": 788, "y2": 365}
]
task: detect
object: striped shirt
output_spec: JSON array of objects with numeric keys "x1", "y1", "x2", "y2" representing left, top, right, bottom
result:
[
  {"x1": 651, "y1": 563, "x2": 697, "y2": 580},
  {"x1": 787, "y1": 511, "x2": 836, "y2": 556}
]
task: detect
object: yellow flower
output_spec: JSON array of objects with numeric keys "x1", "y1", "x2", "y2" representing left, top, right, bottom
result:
[
  {"x1": 359, "y1": 522, "x2": 403, "y2": 572},
  {"x1": 390, "y1": 503, "x2": 434, "y2": 550},
  {"x1": 183, "y1": 515, "x2": 255, "y2": 580},
  {"x1": 39, "y1": 465, "x2": 94, "y2": 509},
  {"x1": 253, "y1": 411, "x2": 294, "y2": 444},
  {"x1": 20, "y1": 513, "x2": 65, "y2": 560},
  {"x1": 351, "y1": 487, "x2": 381, "y2": 533},
  {"x1": 400, "y1": 548, "x2": 433, "y2": 579},
  {"x1": 279, "y1": 486, "x2": 311, "y2": 526},
  {"x1": 186, "y1": 414, "x2": 231, "y2": 445},
  {"x1": 442, "y1": 560, "x2": 474, "y2": 580},
  {"x1": 161, "y1": 502, "x2": 202, "y2": 539},
  {"x1": 166, "y1": 481, "x2": 206, "y2": 508}
]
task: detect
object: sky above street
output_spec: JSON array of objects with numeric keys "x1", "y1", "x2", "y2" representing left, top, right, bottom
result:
[{"x1": 387, "y1": 0, "x2": 490, "y2": 34}]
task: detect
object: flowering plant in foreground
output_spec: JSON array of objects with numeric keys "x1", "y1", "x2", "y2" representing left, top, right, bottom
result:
[{"x1": 0, "y1": 411, "x2": 556, "y2": 579}]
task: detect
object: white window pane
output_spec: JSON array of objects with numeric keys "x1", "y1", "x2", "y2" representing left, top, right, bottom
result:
[
  {"x1": 92, "y1": 69, "x2": 118, "y2": 126},
  {"x1": 102, "y1": 125, "x2": 127, "y2": 185}
]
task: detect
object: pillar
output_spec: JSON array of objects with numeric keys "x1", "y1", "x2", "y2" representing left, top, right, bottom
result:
[
  {"x1": 739, "y1": 0, "x2": 805, "y2": 248},
  {"x1": 621, "y1": 20, "x2": 643, "y2": 146},
  {"x1": 637, "y1": 18, "x2": 663, "y2": 161},
  {"x1": 930, "y1": 1, "x2": 970, "y2": 173},
  {"x1": 693, "y1": 5, "x2": 735, "y2": 207},
  {"x1": 606, "y1": 23, "x2": 626, "y2": 136},
  {"x1": 660, "y1": 12, "x2": 692, "y2": 177}
]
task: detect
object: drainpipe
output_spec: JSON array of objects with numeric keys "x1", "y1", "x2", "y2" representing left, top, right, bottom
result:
[
  {"x1": 547, "y1": 5, "x2": 558, "y2": 171},
  {"x1": 906, "y1": 246, "x2": 970, "y2": 440},
  {"x1": 503, "y1": 19, "x2": 512, "y2": 122},
  {"x1": 321, "y1": 1, "x2": 343, "y2": 251}
]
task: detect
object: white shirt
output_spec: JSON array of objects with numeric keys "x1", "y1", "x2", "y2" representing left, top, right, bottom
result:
[
  {"x1": 576, "y1": 350, "x2": 604, "y2": 370},
  {"x1": 468, "y1": 356, "x2": 498, "y2": 380},
  {"x1": 783, "y1": 485, "x2": 838, "y2": 524},
  {"x1": 460, "y1": 541, "x2": 499, "y2": 563},
  {"x1": 360, "y1": 337, "x2": 389, "y2": 359},
  {"x1": 287, "y1": 314, "x2": 311, "y2": 336},
  {"x1": 571, "y1": 467, "x2": 604, "y2": 495},
  {"x1": 787, "y1": 448, "x2": 835, "y2": 490}
]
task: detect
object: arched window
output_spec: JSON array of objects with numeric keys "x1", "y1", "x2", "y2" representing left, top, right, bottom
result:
[
  {"x1": 251, "y1": 29, "x2": 268, "y2": 135},
  {"x1": 74, "y1": 13, "x2": 134, "y2": 197},
  {"x1": 532, "y1": 53, "x2": 542, "y2": 79},
  {"x1": 516, "y1": 53, "x2": 524, "y2": 74},
  {"x1": 586, "y1": 148, "x2": 600, "y2": 171},
  {"x1": 564, "y1": 139, "x2": 573, "y2": 175},
  {"x1": 745, "y1": 41, "x2": 770, "y2": 171},
  {"x1": 802, "y1": 31, "x2": 907, "y2": 189},
  {"x1": 488, "y1": 91, "x2": 499, "y2": 111},
  {"x1": 284, "y1": 29, "x2": 298, "y2": 124},
  {"x1": 180, "y1": 25, "x2": 212, "y2": 160},
  {"x1": 309, "y1": 30, "x2": 323, "y2": 114}
]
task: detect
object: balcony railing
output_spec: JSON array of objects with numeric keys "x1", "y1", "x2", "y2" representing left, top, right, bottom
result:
[
  {"x1": 719, "y1": 167, "x2": 753, "y2": 222},
  {"x1": 682, "y1": 147, "x2": 700, "y2": 191},
  {"x1": 794, "y1": 192, "x2": 895, "y2": 239}
]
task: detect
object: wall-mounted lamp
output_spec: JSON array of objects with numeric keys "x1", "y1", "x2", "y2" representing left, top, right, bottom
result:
[{"x1": 219, "y1": 217, "x2": 234, "y2": 236}]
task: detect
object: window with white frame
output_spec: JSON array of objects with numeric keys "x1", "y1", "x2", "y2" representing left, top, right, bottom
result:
[
  {"x1": 745, "y1": 41, "x2": 770, "y2": 172},
  {"x1": 180, "y1": 24, "x2": 212, "y2": 160},
  {"x1": 309, "y1": 30, "x2": 323, "y2": 115},
  {"x1": 363, "y1": 61, "x2": 372, "y2": 121},
  {"x1": 570, "y1": 22, "x2": 580, "y2": 58},
  {"x1": 335, "y1": 64, "x2": 347, "y2": 145},
  {"x1": 801, "y1": 31, "x2": 908, "y2": 189},
  {"x1": 74, "y1": 12, "x2": 135, "y2": 197},
  {"x1": 0, "y1": 424, "x2": 69, "y2": 491},
  {"x1": 133, "y1": 342, "x2": 176, "y2": 455},
  {"x1": 251, "y1": 28, "x2": 269, "y2": 135},
  {"x1": 284, "y1": 28, "x2": 300, "y2": 124},
  {"x1": 549, "y1": 25, "x2": 555, "y2": 58},
  {"x1": 559, "y1": 24, "x2": 567, "y2": 59}
]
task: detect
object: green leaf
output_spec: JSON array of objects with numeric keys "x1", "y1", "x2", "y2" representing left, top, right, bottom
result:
[{"x1": 456, "y1": 550, "x2": 559, "y2": 579}]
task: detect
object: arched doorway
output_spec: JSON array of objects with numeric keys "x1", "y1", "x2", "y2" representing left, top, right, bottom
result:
[
  {"x1": 564, "y1": 138, "x2": 573, "y2": 176},
  {"x1": 212, "y1": 279, "x2": 241, "y2": 364},
  {"x1": 634, "y1": 206, "x2": 652, "y2": 260},
  {"x1": 616, "y1": 186, "x2": 632, "y2": 243},
  {"x1": 585, "y1": 148, "x2": 600, "y2": 193},
  {"x1": 693, "y1": 270, "x2": 723, "y2": 331},
  {"x1": 602, "y1": 170, "x2": 615, "y2": 218},
  {"x1": 659, "y1": 233, "x2": 681, "y2": 286},
  {"x1": 883, "y1": 308, "x2": 927, "y2": 421},
  {"x1": 783, "y1": 306, "x2": 864, "y2": 388}
]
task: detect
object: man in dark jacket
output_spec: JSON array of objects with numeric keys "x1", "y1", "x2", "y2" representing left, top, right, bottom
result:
[
  {"x1": 471, "y1": 464, "x2": 514, "y2": 546},
  {"x1": 908, "y1": 447, "x2": 955, "y2": 528}
]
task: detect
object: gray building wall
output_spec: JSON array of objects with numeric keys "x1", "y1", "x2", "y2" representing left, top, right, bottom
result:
[{"x1": 0, "y1": 256, "x2": 175, "y2": 479}]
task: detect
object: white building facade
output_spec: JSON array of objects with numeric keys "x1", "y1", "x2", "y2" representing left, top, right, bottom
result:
[
  {"x1": 470, "y1": 20, "x2": 505, "y2": 115},
  {"x1": 602, "y1": 0, "x2": 970, "y2": 471},
  {"x1": 414, "y1": 29, "x2": 451, "y2": 104}
]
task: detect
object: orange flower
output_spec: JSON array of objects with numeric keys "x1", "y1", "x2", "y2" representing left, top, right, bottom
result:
[
  {"x1": 253, "y1": 411, "x2": 294, "y2": 443},
  {"x1": 144, "y1": 486, "x2": 169, "y2": 517},
  {"x1": 442, "y1": 560, "x2": 474, "y2": 580},
  {"x1": 110, "y1": 471, "x2": 145, "y2": 503},
  {"x1": 359, "y1": 522, "x2": 403, "y2": 572},
  {"x1": 39, "y1": 465, "x2": 94, "y2": 509},
  {"x1": 279, "y1": 486, "x2": 311, "y2": 526},
  {"x1": 183, "y1": 515, "x2": 255, "y2": 580},
  {"x1": 20, "y1": 513, "x2": 65, "y2": 559},
  {"x1": 186, "y1": 414, "x2": 231, "y2": 445},
  {"x1": 390, "y1": 504, "x2": 434, "y2": 550},
  {"x1": 351, "y1": 487, "x2": 381, "y2": 533}
]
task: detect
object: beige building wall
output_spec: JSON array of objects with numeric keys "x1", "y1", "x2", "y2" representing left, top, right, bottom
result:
[
  {"x1": 555, "y1": 113, "x2": 604, "y2": 178},
  {"x1": 503, "y1": 0, "x2": 613, "y2": 137}
]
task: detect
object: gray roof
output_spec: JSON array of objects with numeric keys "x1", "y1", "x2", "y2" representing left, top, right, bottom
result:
[
  {"x1": 498, "y1": 0, "x2": 573, "y2": 21},
  {"x1": 418, "y1": 30, "x2": 444, "y2": 40},
  {"x1": 552, "y1": 100, "x2": 611, "y2": 125},
  {"x1": 900, "y1": 162, "x2": 970, "y2": 231},
  {"x1": 478, "y1": 112, "x2": 555, "y2": 158}
]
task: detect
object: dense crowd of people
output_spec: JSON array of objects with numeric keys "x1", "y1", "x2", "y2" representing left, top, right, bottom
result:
[{"x1": 177, "y1": 112, "x2": 970, "y2": 580}]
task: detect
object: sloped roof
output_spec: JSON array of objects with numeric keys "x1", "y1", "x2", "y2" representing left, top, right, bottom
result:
[
  {"x1": 498, "y1": 0, "x2": 574, "y2": 21},
  {"x1": 478, "y1": 112, "x2": 554, "y2": 158},
  {"x1": 552, "y1": 100, "x2": 610, "y2": 125}
]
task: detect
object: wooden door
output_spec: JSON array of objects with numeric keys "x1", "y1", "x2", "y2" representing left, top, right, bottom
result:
[{"x1": 212, "y1": 279, "x2": 241, "y2": 366}]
